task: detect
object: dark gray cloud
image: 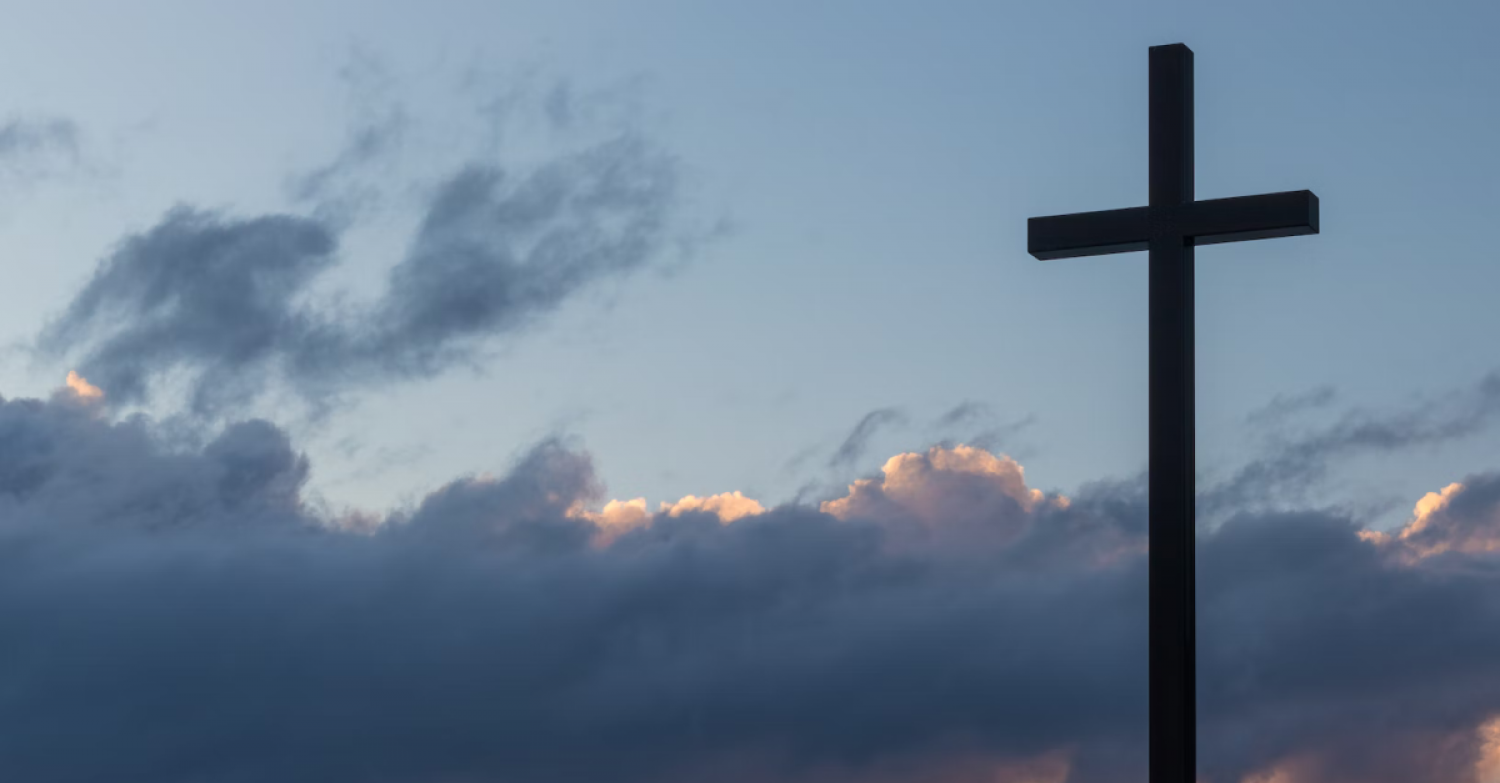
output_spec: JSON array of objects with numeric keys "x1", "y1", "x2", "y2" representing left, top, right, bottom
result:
[
  {"x1": 0, "y1": 391, "x2": 307, "y2": 531},
  {"x1": 37, "y1": 129, "x2": 682, "y2": 415},
  {"x1": 368, "y1": 134, "x2": 676, "y2": 374},
  {"x1": 36, "y1": 209, "x2": 339, "y2": 412},
  {"x1": 3, "y1": 389, "x2": 1500, "y2": 782},
  {"x1": 1197, "y1": 501, "x2": 1500, "y2": 783}
]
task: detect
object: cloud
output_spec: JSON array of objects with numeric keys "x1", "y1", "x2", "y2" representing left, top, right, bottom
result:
[
  {"x1": 933, "y1": 401, "x2": 992, "y2": 430},
  {"x1": 0, "y1": 405, "x2": 1145, "y2": 782},
  {"x1": 661, "y1": 490, "x2": 766, "y2": 521},
  {"x1": 0, "y1": 382, "x2": 307, "y2": 531},
  {"x1": 0, "y1": 115, "x2": 81, "y2": 186},
  {"x1": 32, "y1": 63, "x2": 704, "y2": 418},
  {"x1": 0, "y1": 116, "x2": 77, "y2": 156},
  {"x1": 5, "y1": 385, "x2": 1500, "y2": 782},
  {"x1": 828, "y1": 407, "x2": 907, "y2": 470},
  {"x1": 1200, "y1": 373, "x2": 1500, "y2": 521},
  {"x1": 287, "y1": 51, "x2": 408, "y2": 225},
  {"x1": 36, "y1": 209, "x2": 340, "y2": 412},
  {"x1": 821, "y1": 445, "x2": 1056, "y2": 544},
  {"x1": 1196, "y1": 502, "x2": 1500, "y2": 783},
  {"x1": 1243, "y1": 386, "x2": 1337, "y2": 427},
  {"x1": 63, "y1": 369, "x2": 102, "y2": 400},
  {"x1": 792, "y1": 403, "x2": 1040, "y2": 506},
  {"x1": 1358, "y1": 475, "x2": 1500, "y2": 559},
  {"x1": 567, "y1": 483, "x2": 768, "y2": 546},
  {"x1": 571, "y1": 490, "x2": 767, "y2": 546},
  {"x1": 930, "y1": 402, "x2": 1038, "y2": 460},
  {"x1": 37, "y1": 126, "x2": 685, "y2": 415}
]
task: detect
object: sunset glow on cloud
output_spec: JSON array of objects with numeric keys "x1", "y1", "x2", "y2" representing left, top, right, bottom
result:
[
  {"x1": 822, "y1": 444, "x2": 1060, "y2": 521},
  {"x1": 1357, "y1": 479, "x2": 1500, "y2": 560},
  {"x1": 661, "y1": 490, "x2": 766, "y2": 521},
  {"x1": 1477, "y1": 715, "x2": 1500, "y2": 783},
  {"x1": 570, "y1": 490, "x2": 768, "y2": 546},
  {"x1": 63, "y1": 370, "x2": 102, "y2": 400},
  {"x1": 4, "y1": 383, "x2": 1500, "y2": 783},
  {"x1": 572, "y1": 445, "x2": 1054, "y2": 549}
]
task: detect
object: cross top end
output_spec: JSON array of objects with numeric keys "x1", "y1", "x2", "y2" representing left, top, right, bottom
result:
[{"x1": 1026, "y1": 43, "x2": 1318, "y2": 261}]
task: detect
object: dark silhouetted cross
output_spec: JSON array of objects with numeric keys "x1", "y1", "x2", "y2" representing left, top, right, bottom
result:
[{"x1": 1027, "y1": 43, "x2": 1319, "y2": 782}]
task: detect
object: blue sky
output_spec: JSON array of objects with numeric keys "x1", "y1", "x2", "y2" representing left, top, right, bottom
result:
[
  {"x1": 1, "y1": 0, "x2": 1497, "y2": 521},
  {"x1": 3, "y1": 3, "x2": 1500, "y2": 782}
]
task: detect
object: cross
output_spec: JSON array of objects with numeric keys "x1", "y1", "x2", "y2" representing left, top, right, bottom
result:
[{"x1": 1027, "y1": 44, "x2": 1318, "y2": 782}]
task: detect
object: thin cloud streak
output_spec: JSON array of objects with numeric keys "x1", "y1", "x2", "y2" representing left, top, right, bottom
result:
[
  {"x1": 828, "y1": 407, "x2": 907, "y2": 470},
  {"x1": 1200, "y1": 372, "x2": 1500, "y2": 521}
]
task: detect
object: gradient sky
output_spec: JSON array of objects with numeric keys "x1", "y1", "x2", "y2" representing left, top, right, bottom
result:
[
  {"x1": 3, "y1": 2, "x2": 1500, "y2": 782},
  {"x1": 0, "y1": 0, "x2": 1494, "y2": 520}
]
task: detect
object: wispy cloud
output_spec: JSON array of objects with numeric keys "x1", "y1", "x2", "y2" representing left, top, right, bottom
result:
[
  {"x1": 827, "y1": 406, "x2": 907, "y2": 470},
  {"x1": 1200, "y1": 372, "x2": 1500, "y2": 520},
  {"x1": 931, "y1": 400, "x2": 1038, "y2": 456},
  {"x1": 35, "y1": 74, "x2": 697, "y2": 417},
  {"x1": 0, "y1": 114, "x2": 105, "y2": 202},
  {"x1": 286, "y1": 48, "x2": 408, "y2": 225},
  {"x1": 0, "y1": 116, "x2": 80, "y2": 179}
]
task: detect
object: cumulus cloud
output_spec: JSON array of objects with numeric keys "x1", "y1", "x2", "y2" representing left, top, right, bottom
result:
[
  {"x1": 62, "y1": 369, "x2": 103, "y2": 400},
  {"x1": 821, "y1": 445, "x2": 1059, "y2": 555},
  {"x1": 3, "y1": 385, "x2": 1500, "y2": 782},
  {"x1": 0, "y1": 382, "x2": 307, "y2": 531},
  {"x1": 1358, "y1": 475, "x2": 1500, "y2": 559},
  {"x1": 36, "y1": 84, "x2": 690, "y2": 416},
  {"x1": 661, "y1": 490, "x2": 767, "y2": 521},
  {"x1": 571, "y1": 490, "x2": 766, "y2": 546}
]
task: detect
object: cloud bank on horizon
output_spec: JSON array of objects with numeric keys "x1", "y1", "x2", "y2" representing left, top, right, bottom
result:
[{"x1": 2, "y1": 377, "x2": 1500, "y2": 783}]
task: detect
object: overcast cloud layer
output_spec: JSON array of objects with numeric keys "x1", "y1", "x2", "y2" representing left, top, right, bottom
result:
[{"x1": 2, "y1": 385, "x2": 1499, "y2": 783}]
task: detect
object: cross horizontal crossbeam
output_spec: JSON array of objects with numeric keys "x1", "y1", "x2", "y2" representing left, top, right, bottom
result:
[{"x1": 1027, "y1": 189, "x2": 1319, "y2": 260}]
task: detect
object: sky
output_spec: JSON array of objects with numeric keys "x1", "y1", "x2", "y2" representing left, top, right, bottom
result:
[{"x1": 2, "y1": 1, "x2": 1500, "y2": 782}]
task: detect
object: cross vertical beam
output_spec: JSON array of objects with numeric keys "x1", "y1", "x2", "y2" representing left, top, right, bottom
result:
[
  {"x1": 1025, "y1": 44, "x2": 1317, "y2": 782},
  {"x1": 1148, "y1": 42, "x2": 1196, "y2": 783}
]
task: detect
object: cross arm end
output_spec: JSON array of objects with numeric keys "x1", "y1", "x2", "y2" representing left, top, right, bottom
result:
[
  {"x1": 1028, "y1": 206, "x2": 1151, "y2": 260},
  {"x1": 1185, "y1": 190, "x2": 1319, "y2": 247}
]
